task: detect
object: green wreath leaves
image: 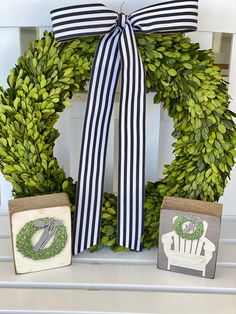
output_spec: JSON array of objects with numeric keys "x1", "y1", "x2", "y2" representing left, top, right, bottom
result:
[
  {"x1": 173, "y1": 216, "x2": 204, "y2": 240},
  {"x1": 0, "y1": 32, "x2": 235, "y2": 251},
  {"x1": 16, "y1": 218, "x2": 68, "y2": 260}
]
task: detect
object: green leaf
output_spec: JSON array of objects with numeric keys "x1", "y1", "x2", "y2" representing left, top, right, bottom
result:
[
  {"x1": 13, "y1": 183, "x2": 22, "y2": 193},
  {"x1": 14, "y1": 164, "x2": 23, "y2": 172},
  {"x1": 181, "y1": 54, "x2": 190, "y2": 61},
  {"x1": 0, "y1": 138, "x2": 7, "y2": 147},
  {"x1": 62, "y1": 180, "x2": 69, "y2": 191},
  {"x1": 102, "y1": 225, "x2": 115, "y2": 236},
  {"x1": 211, "y1": 164, "x2": 218, "y2": 174},
  {"x1": 63, "y1": 101, "x2": 72, "y2": 107},
  {"x1": 101, "y1": 236, "x2": 109, "y2": 245},
  {"x1": 147, "y1": 64, "x2": 156, "y2": 72},
  {"x1": 37, "y1": 143, "x2": 44, "y2": 152},
  {"x1": 218, "y1": 123, "x2": 226, "y2": 134},
  {"x1": 181, "y1": 42, "x2": 191, "y2": 49},
  {"x1": 137, "y1": 38, "x2": 146, "y2": 45},
  {"x1": 161, "y1": 80, "x2": 169, "y2": 87},
  {"x1": 168, "y1": 68, "x2": 177, "y2": 76},
  {"x1": 42, "y1": 160, "x2": 47, "y2": 170},
  {"x1": 183, "y1": 63, "x2": 193, "y2": 69},
  {"x1": 32, "y1": 58, "x2": 37, "y2": 68},
  {"x1": 107, "y1": 207, "x2": 116, "y2": 215},
  {"x1": 40, "y1": 153, "x2": 47, "y2": 160},
  {"x1": 101, "y1": 213, "x2": 113, "y2": 220},
  {"x1": 152, "y1": 51, "x2": 163, "y2": 59},
  {"x1": 222, "y1": 120, "x2": 234, "y2": 129},
  {"x1": 205, "y1": 168, "x2": 212, "y2": 178},
  {"x1": 106, "y1": 238, "x2": 116, "y2": 247}
]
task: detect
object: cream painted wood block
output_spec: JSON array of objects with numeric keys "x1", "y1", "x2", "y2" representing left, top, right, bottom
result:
[{"x1": 9, "y1": 193, "x2": 72, "y2": 274}]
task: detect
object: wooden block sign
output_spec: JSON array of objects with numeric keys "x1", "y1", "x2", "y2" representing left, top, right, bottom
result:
[
  {"x1": 157, "y1": 196, "x2": 222, "y2": 279},
  {"x1": 9, "y1": 193, "x2": 72, "y2": 274}
]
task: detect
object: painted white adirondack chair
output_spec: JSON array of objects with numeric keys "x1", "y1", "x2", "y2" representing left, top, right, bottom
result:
[{"x1": 161, "y1": 216, "x2": 215, "y2": 277}]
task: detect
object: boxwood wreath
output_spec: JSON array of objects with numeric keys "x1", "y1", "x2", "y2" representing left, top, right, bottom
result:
[
  {"x1": 16, "y1": 217, "x2": 68, "y2": 260},
  {"x1": 173, "y1": 215, "x2": 204, "y2": 241},
  {"x1": 0, "y1": 32, "x2": 236, "y2": 252}
]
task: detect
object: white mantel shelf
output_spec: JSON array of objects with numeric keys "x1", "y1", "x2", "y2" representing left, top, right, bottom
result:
[{"x1": 0, "y1": 215, "x2": 236, "y2": 314}]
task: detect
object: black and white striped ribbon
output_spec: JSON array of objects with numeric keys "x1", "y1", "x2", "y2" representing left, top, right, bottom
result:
[{"x1": 51, "y1": 0, "x2": 198, "y2": 254}]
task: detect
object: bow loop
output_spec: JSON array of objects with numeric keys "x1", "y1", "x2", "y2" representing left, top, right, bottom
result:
[
  {"x1": 129, "y1": 0, "x2": 198, "y2": 33},
  {"x1": 51, "y1": 3, "x2": 118, "y2": 41},
  {"x1": 33, "y1": 219, "x2": 64, "y2": 252}
]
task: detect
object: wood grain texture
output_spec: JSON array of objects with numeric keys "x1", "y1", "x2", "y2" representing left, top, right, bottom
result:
[
  {"x1": 161, "y1": 196, "x2": 222, "y2": 217},
  {"x1": 9, "y1": 193, "x2": 71, "y2": 213}
]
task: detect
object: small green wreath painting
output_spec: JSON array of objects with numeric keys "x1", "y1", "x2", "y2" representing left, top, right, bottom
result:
[
  {"x1": 16, "y1": 217, "x2": 68, "y2": 260},
  {"x1": 173, "y1": 215, "x2": 204, "y2": 241},
  {"x1": 0, "y1": 31, "x2": 236, "y2": 251}
]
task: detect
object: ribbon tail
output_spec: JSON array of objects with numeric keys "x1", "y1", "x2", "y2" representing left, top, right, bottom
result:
[
  {"x1": 33, "y1": 228, "x2": 49, "y2": 252},
  {"x1": 73, "y1": 29, "x2": 121, "y2": 254},
  {"x1": 118, "y1": 22, "x2": 145, "y2": 251}
]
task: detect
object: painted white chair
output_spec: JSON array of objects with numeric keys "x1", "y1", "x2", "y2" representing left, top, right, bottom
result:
[{"x1": 161, "y1": 216, "x2": 215, "y2": 277}]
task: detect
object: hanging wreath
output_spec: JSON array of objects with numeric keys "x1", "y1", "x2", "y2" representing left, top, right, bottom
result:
[
  {"x1": 16, "y1": 217, "x2": 68, "y2": 260},
  {"x1": 0, "y1": 32, "x2": 235, "y2": 251}
]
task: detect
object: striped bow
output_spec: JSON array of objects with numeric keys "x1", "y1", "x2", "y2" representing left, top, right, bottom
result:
[{"x1": 51, "y1": 0, "x2": 198, "y2": 254}]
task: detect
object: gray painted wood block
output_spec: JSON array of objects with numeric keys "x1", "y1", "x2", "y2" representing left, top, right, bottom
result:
[
  {"x1": 157, "y1": 196, "x2": 222, "y2": 279},
  {"x1": 9, "y1": 193, "x2": 72, "y2": 274}
]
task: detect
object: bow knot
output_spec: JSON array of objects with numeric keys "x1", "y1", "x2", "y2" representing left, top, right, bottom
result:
[
  {"x1": 51, "y1": 0, "x2": 198, "y2": 254},
  {"x1": 33, "y1": 219, "x2": 64, "y2": 252},
  {"x1": 117, "y1": 13, "x2": 128, "y2": 28},
  {"x1": 183, "y1": 215, "x2": 203, "y2": 233}
]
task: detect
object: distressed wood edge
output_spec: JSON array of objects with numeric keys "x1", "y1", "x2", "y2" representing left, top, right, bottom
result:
[
  {"x1": 15, "y1": 258, "x2": 73, "y2": 275},
  {"x1": 161, "y1": 196, "x2": 222, "y2": 218},
  {"x1": 9, "y1": 214, "x2": 17, "y2": 275},
  {"x1": 8, "y1": 193, "x2": 71, "y2": 214}
]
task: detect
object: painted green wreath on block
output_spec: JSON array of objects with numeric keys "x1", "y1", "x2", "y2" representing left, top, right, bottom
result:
[
  {"x1": 0, "y1": 32, "x2": 236, "y2": 251},
  {"x1": 173, "y1": 215, "x2": 204, "y2": 240},
  {"x1": 16, "y1": 218, "x2": 68, "y2": 260}
]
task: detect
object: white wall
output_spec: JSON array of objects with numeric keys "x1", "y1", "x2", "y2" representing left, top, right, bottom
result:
[{"x1": 0, "y1": 0, "x2": 236, "y2": 31}]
